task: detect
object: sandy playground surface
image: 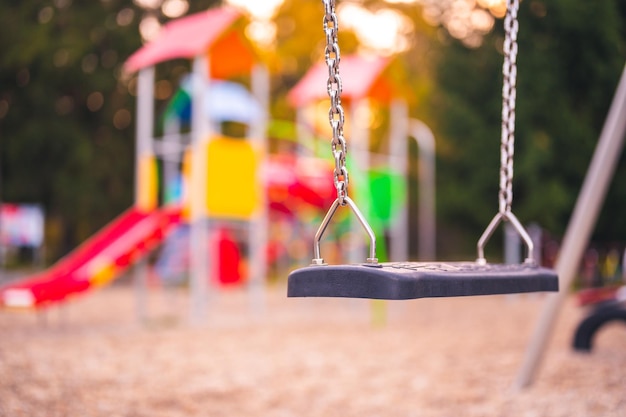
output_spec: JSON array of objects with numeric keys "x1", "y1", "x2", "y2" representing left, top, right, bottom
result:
[{"x1": 0, "y1": 281, "x2": 625, "y2": 417}]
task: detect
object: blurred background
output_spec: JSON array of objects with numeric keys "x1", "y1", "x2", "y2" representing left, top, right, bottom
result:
[{"x1": 0, "y1": 0, "x2": 625, "y2": 273}]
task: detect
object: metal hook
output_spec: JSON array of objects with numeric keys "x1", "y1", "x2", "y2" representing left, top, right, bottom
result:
[
  {"x1": 476, "y1": 211, "x2": 535, "y2": 266},
  {"x1": 311, "y1": 196, "x2": 378, "y2": 266}
]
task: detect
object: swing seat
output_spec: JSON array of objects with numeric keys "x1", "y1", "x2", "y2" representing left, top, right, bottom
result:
[{"x1": 288, "y1": 262, "x2": 558, "y2": 300}]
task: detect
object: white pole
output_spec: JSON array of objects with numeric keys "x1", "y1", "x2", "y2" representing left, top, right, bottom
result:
[
  {"x1": 135, "y1": 67, "x2": 155, "y2": 206},
  {"x1": 162, "y1": 117, "x2": 182, "y2": 204},
  {"x1": 409, "y1": 119, "x2": 436, "y2": 261},
  {"x1": 513, "y1": 63, "x2": 626, "y2": 390},
  {"x1": 133, "y1": 258, "x2": 148, "y2": 323},
  {"x1": 388, "y1": 99, "x2": 409, "y2": 262},
  {"x1": 249, "y1": 64, "x2": 270, "y2": 314},
  {"x1": 134, "y1": 67, "x2": 155, "y2": 322},
  {"x1": 504, "y1": 222, "x2": 521, "y2": 265},
  {"x1": 349, "y1": 98, "x2": 370, "y2": 263},
  {"x1": 189, "y1": 55, "x2": 212, "y2": 324},
  {"x1": 250, "y1": 65, "x2": 269, "y2": 143},
  {"x1": 527, "y1": 223, "x2": 543, "y2": 265},
  {"x1": 296, "y1": 107, "x2": 314, "y2": 156}
]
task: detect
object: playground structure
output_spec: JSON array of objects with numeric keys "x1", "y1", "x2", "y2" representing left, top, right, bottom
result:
[
  {"x1": 288, "y1": 54, "x2": 436, "y2": 264},
  {"x1": 0, "y1": 8, "x2": 386, "y2": 308},
  {"x1": 122, "y1": 7, "x2": 370, "y2": 320},
  {"x1": 0, "y1": 8, "x2": 267, "y2": 311},
  {"x1": 0, "y1": 6, "x2": 425, "y2": 314},
  {"x1": 124, "y1": 7, "x2": 273, "y2": 321}
]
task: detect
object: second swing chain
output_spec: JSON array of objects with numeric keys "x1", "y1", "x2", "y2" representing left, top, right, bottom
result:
[
  {"x1": 315, "y1": 0, "x2": 531, "y2": 266},
  {"x1": 500, "y1": 0, "x2": 519, "y2": 215},
  {"x1": 477, "y1": 0, "x2": 536, "y2": 265}
]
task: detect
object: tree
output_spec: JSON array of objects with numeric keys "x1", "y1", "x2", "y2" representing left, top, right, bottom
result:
[
  {"x1": 431, "y1": 0, "x2": 626, "y2": 256},
  {"x1": 0, "y1": 0, "x2": 219, "y2": 262}
]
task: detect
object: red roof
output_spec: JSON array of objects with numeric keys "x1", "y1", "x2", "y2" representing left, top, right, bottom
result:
[
  {"x1": 287, "y1": 55, "x2": 394, "y2": 106},
  {"x1": 124, "y1": 7, "x2": 247, "y2": 74}
]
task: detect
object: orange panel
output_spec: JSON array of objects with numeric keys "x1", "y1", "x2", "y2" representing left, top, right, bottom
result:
[{"x1": 209, "y1": 30, "x2": 256, "y2": 79}]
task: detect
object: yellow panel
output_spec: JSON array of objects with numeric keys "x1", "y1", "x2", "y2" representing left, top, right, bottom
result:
[
  {"x1": 207, "y1": 137, "x2": 259, "y2": 219},
  {"x1": 137, "y1": 154, "x2": 158, "y2": 212},
  {"x1": 181, "y1": 149, "x2": 193, "y2": 221}
]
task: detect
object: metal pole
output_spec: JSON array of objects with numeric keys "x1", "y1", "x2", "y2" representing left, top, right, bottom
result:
[
  {"x1": 135, "y1": 67, "x2": 155, "y2": 206},
  {"x1": 162, "y1": 117, "x2": 182, "y2": 204},
  {"x1": 296, "y1": 108, "x2": 314, "y2": 156},
  {"x1": 513, "y1": 63, "x2": 626, "y2": 390},
  {"x1": 134, "y1": 67, "x2": 155, "y2": 323},
  {"x1": 388, "y1": 99, "x2": 409, "y2": 262},
  {"x1": 409, "y1": 119, "x2": 436, "y2": 261},
  {"x1": 249, "y1": 64, "x2": 269, "y2": 314},
  {"x1": 250, "y1": 65, "x2": 269, "y2": 142},
  {"x1": 189, "y1": 55, "x2": 211, "y2": 324},
  {"x1": 349, "y1": 98, "x2": 370, "y2": 263},
  {"x1": 504, "y1": 222, "x2": 521, "y2": 265},
  {"x1": 133, "y1": 258, "x2": 148, "y2": 323}
]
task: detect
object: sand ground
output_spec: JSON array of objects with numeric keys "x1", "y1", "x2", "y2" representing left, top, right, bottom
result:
[{"x1": 0, "y1": 282, "x2": 625, "y2": 417}]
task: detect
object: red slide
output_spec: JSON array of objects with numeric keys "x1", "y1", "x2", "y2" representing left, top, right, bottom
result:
[{"x1": 0, "y1": 206, "x2": 181, "y2": 309}]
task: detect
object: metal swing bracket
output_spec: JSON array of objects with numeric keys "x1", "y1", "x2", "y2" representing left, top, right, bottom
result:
[
  {"x1": 476, "y1": 210, "x2": 535, "y2": 266},
  {"x1": 311, "y1": 196, "x2": 379, "y2": 267}
]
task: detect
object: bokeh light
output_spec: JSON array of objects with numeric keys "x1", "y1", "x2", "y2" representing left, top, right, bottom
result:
[
  {"x1": 161, "y1": 0, "x2": 188, "y2": 19},
  {"x1": 385, "y1": 0, "x2": 505, "y2": 47},
  {"x1": 245, "y1": 21, "x2": 278, "y2": 48},
  {"x1": 82, "y1": 54, "x2": 98, "y2": 74},
  {"x1": 339, "y1": 2, "x2": 414, "y2": 55},
  {"x1": 113, "y1": 108, "x2": 132, "y2": 129},
  {"x1": 133, "y1": 0, "x2": 162, "y2": 10},
  {"x1": 116, "y1": 8, "x2": 135, "y2": 26},
  {"x1": 87, "y1": 92, "x2": 105, "y2": 112},
  {"x1": 225, "y1": 0, "x2": 283, "y2": 20},
  {"x1": 224, "y1": 0, "x2": 506, "y2": 50},
  {"x1": 225, "y1": 0, "x2": 283, "y2": 47},
  {"x1": 139, "y1": 14, "x2": 161, "y2": 41},
  {"x1": 38, "y1": 7, "x2": 54, "y2": 24}
]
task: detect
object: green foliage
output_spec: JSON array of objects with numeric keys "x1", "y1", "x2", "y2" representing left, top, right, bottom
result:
[
  {"x1": 432, "y1": 0, "x2": 626, "y2": 255},
  {"x1": 0, "y1": 0, "x2": 219, "y2": 261},
  {"x1": 1, "y1": 1, "x2": 137, "y2": 259}
]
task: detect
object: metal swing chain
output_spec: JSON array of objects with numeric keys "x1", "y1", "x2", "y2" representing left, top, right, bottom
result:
[
  {"x1": 477, "y1": 0, "x2": 535, "y2": 265},
  {"x1": 500, "y1": 0, "x2": 519, "y2": 215},
  {"x1": 311, "y1": 0, "x2": 378, "y2": 266},
  {"x1": 322, "y1": 0, "x2": 348, "y2": 204}
]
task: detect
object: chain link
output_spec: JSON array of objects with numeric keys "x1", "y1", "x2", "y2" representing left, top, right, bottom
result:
[
  {"x1": 322, "y1": 0, "x2": 349, "y2": 205},
  {"x1": 499, "y1": 0, "x2": 519, "y2": 214},
  {"x1": 308, "y1": 0, "x2": 378, "y2": 265},
  {"x1": 477, "y1": 0, "x2": 536, "y2": 264}
]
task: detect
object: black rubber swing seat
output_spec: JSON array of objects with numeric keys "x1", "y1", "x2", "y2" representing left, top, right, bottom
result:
[{"x1": 288, "y1": 261, "x2": 559, "y2": 300}]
